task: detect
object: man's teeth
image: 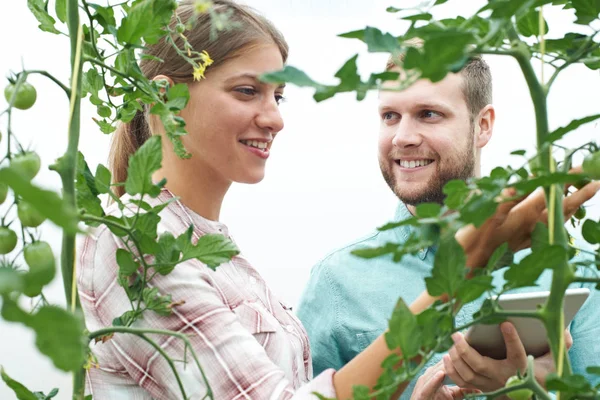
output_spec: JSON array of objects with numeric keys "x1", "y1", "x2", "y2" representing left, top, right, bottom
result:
[
  {"x1": 240, "y1": 140, "x2": 268, "y2": 150},
  {"x1": 399, "y1": 159, "x2": 433, "y2": 169}
]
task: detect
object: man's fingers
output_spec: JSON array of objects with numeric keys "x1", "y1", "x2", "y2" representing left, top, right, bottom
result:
[
  {"x1": 562, "y1": 181, "x2": 600, "y2": 220},
  {"x1": 446, "y1": 387, "x2": 482, "y2": 400},
  {"x1": 564, "y1": 329, "x2": 573, "y2": 350},
  {"x1": 450, "y1": 333, "x2": 492, "y2": 380},
  {"x1": 417, "y1": 370, "x2": 446, "y2": 400},
  {"x1": 501, "y1": 322, "x2": 527, "y2": 369}
]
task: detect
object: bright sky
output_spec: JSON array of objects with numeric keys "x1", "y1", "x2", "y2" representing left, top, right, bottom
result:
[{"x1": 0, "y1": 0, "x2": 598, "y2": 397}]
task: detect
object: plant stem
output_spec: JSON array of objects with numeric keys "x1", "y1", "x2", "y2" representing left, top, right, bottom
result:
[
  {"x1": 63, "y1": 1, "x2": 87, "y2": 399},
  {"x1": 506, "y1": 22, "x2": 573, "y2": 385},
  {"x1": 89, "y1": 327, "x2": 214, "y2": 399},
  {"x1": 20, "y1": 70, "x2": 71, "y2": 98}
]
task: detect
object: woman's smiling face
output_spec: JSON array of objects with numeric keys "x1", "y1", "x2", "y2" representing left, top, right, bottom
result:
[{"x1": 177, "y1": 43, "x2": 285, "y2": 185}]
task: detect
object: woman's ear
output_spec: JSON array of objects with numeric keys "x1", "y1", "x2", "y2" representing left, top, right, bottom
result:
[
  {"x1": 474, "y1": 104, "x2": 495, "y2": 149},
  {"x1": 152, "y1": 75, "x2": 174, "y2": 92}
]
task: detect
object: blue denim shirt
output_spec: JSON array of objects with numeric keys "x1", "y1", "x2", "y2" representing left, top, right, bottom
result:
[{"x1": 297, "y1": 202, "x2": 600, "y2": 399}]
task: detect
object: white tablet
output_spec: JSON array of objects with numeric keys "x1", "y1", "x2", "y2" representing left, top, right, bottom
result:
[{"x1": 465, "y1": 287, "x2": 590, "y2": 359}]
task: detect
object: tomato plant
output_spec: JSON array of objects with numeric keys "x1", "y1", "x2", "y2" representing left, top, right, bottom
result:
[
  {"x1": 505, "y1": 375, "x2": 533, "y2": 400},
  {"x1": 0, "y1": 1, "x2": 599, "y2": 400}
]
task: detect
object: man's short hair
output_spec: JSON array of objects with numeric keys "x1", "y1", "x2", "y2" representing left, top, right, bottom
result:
[{"x1": 386, "y1": 42, "x2": 492, "y2": 120}]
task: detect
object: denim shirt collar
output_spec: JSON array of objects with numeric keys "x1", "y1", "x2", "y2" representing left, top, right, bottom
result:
[{"x1": 392, "y1": 202, "x2": 431, "y2": 260}]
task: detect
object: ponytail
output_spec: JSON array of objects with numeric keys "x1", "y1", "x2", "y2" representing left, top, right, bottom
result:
[{"x1": 108, "y1": 109, "x2": 151, "y2": 198}]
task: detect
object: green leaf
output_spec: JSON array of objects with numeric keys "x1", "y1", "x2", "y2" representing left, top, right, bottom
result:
[
  {"x1": 116, "y1": 248, "x2": 139, "y2": 276},
  {"x1": 571, "y1": 0, "x2": 600, "y2": 24},
  {"x1": 76, "y1": 153, "x2": 104, "y2": 218},
  {"x1": 415, "y1": 203, "x2": 442, "y2": 218},
  {"x1": 142, "y1": 287, "x2": 173, "y2": 316},
  {"x1": 55, "y1": 0, "x2": 66, "y2": 23},
  {"x1": 27, "y1": 0, "x2": 60, "y2": 34},
  {"x1": 456, "y1": 275, "x2": 494, "y2": 303},
  {"x1": 425, "y1": 234, "x2": 466, "y2": 297},
  {"x1": 94, "y1": 164, "x2": 112, "y2": 195},
  {"x1": 94, "y1": 118, "x2": 116, "y2": 134},
  {"x1": 179, "y1": 232, "x2": 240, "y2": 269},
  {"x1": 125, "y1": 135, "x2": 163, "y2": 196},
  {"x1": 582, "y1": 220, "x2": 600, "y2": 244},
  {"x1": 153, "y1": 232, "x2": 180, "y2": 275},
  {"x1": 546, "y1": 373, "x2": 592, "y2": 393},
  {"x1": 483, "y1": 0, "x2": 537, "y2": 20},
  {"x1": 260, "y1": 66, "x2": 323, "y2": 89},
  {"x1": 166, "y1": 84, "x2": 190, "y2": 111},
  {"x1": 531, "y1": 222, "x2": 550, "y2": 251},
  {"x1": 460, "y1": 194, "x2": 499, "y2": 227},
  {"x1": 117, "y1": 0, "x2": 178, "y2": 45},
  {"x1": 339, "y1": 26, "x2": 400, "y2": 53},
  {"x1": 0, "y1": 168, "x2": 79, "y2": 234},
  {"x1": 443, "y1": 179, "x2": 471, "y2": 209},
  {"x1": 504, "y1": 245, "x2": 567, "y2": 288},
  {"x1": 587, "y1": 366, "x2": 600, "y2": 375},
  {"x1": 403, "y1": 13, "x2": 433, "y2": 22},
  {"x1": 485, "y1": 242, "x2": 510, "y2": 271},
  {"x1": 28, "y1": 306, "x2": 87, "y2": 371},
  {"x1": 511, "y1": 150, "x2": 527, "y2": 156},
  {"x1": 545, "y1": 114, "x2": 600, "y2": 143},
  {"x1": 351, "y1": 242, "x2": 399, "y2": 259},
  {"x1": 516, "y1": 9, "x2": 548, "y2": 37},
  {"x1": 385, "y1": 298, "x2": 421, "y2": 358},
  {"x1": 0, "y1": 368, "x2": 38, "y2": 400}
]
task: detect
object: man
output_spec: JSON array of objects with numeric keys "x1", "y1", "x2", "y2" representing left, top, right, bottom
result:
[{"x1": 296, "y1": 54, "x2": 600, "y2": 398}]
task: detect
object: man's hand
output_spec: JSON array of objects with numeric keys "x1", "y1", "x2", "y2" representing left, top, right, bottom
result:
[
  {"x1": 443, "y1": 322, "x2": 573, "y2": 392},
  {"x1": 411, "y1": 362, "x2": 480, "y2": 400},
  {"x1": 456, "y1": 177, "x2": 600, "y2": 268}
]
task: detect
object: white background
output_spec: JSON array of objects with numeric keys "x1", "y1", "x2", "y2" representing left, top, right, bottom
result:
[{"x1": 0, "y1": 0, "x2": 599, "y2": 398}]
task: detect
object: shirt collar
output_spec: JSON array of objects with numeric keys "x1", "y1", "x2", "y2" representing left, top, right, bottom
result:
[{"x1": 392, "y1": 202, "x2": 430, "y2": 260}]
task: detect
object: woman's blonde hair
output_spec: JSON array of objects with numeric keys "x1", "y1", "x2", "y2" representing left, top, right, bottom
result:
[{"x1": 109, "y1": 0, "x2": 288, "y2": 197}]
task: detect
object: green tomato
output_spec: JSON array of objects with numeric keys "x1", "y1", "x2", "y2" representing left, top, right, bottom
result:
[
  {"x1": 4, "y1": 82, "x2": 37, "y2": 110},
  {"x1": 0, "y1": 227, "x2": 17, "y2": 254},
  {"x1": 23, "y1": 241, "x2": 55, "y2": 297},
  {"x1": 582, "y1": 151, "x2": 600, "y2": 179},
  {"x1": 505, "y1": 376, "x2": 533, "y2": 400},
  {"x1": 11, "y1": 152, "x2": 41, "y2": 180},
  {"x1": 0, "y1": 182, "x2": 8, "y2": 204},
  {"x1": 574, "y1": 206, "x2": 586, "y2": 220},
  {"x1": 17, "y1": 201, "x2": 46, "y2": 228}
]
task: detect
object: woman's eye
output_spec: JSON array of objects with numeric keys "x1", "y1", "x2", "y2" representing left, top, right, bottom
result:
[
  {"x1": 275, "y1": 94, "x2": 286, "y2": 105},
  {"x1": 236, "y1": 87, "x2": 256, "y2": 96}
]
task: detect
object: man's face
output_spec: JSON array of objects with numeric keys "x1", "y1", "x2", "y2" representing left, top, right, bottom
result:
[{"x1": 378, "y1": 73, "x2": 477, "y2": 206}]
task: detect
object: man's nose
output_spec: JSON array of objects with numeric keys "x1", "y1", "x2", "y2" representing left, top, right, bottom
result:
[{"x1": 391, "y1": 118, "x2": 422, "y2": 148}]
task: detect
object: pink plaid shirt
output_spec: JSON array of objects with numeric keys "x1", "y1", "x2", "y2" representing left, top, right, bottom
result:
[{"x1": 77, "y1": 189, "x2": 337, "y2": 399}]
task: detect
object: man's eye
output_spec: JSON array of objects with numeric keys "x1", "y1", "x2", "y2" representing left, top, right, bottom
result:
[
  {"x1": 382, "y1": 112, "x2": 399, "y2": 121},
  {"x1": 421, "y1": 110, "x2": 441, "y2": 119}
]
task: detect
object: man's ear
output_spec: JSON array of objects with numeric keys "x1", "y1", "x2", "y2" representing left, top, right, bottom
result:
[{"x1": 474, "y1": 104, "x2": 495, "y2": 149}]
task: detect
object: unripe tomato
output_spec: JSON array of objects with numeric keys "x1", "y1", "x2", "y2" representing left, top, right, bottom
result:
[
  {"x1": 0, "y1": 183, "x2": 8, "y2": 204},
  {"x1": 0, "y1": 227, "x2": 17, "y2": 254},
  {"x1": 23, "y1": 241, "x2": 55, "y2": 297},
  {"x1": 17, "y1": 201, "x2": 46, "y2": 228},
  {"x1": 505, "y1": 376, "x2": 533, "y2": 400},
  {"x1": 4, "y1": 82, "x2": 37, "y2": 110},
  {"x1": 574, "y1": 206, "x2": 586, "y2": 220},
  {"x1": 11, "y1": 152, "x2": 41, "y2": 180},
  {"x1": 582, "y1": 151, "x2": 600, "y2": 179}
]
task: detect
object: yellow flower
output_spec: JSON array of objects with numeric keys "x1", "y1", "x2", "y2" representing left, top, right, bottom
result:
[
  {"x1": 193, "y1": 64, "x2": 207, "y2": 81},
  {"x1": 199, "y1": 50, "x2": 214, "y2": 66},
  {"x1": 194, "y1": 0, "x2": 213, "y2": 14}
]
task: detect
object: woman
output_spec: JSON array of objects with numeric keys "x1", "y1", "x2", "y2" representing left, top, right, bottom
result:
[{"x1": 76, "y1": 1, "x2": 599, "y2": 399}]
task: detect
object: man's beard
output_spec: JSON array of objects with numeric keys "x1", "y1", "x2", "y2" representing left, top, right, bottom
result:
[{"x1": 380, "y1": 129, "x2": 475, "y2": 206}]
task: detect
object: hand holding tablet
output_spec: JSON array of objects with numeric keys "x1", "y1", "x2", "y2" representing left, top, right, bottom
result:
[{"x1": 465, "y1": 287, "x2": 590, "y2": 359}]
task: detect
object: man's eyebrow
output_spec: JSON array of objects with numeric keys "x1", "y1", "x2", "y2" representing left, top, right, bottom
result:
[{"x1": 225, "y1": 73, "x2": 286, "y2": 89}]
